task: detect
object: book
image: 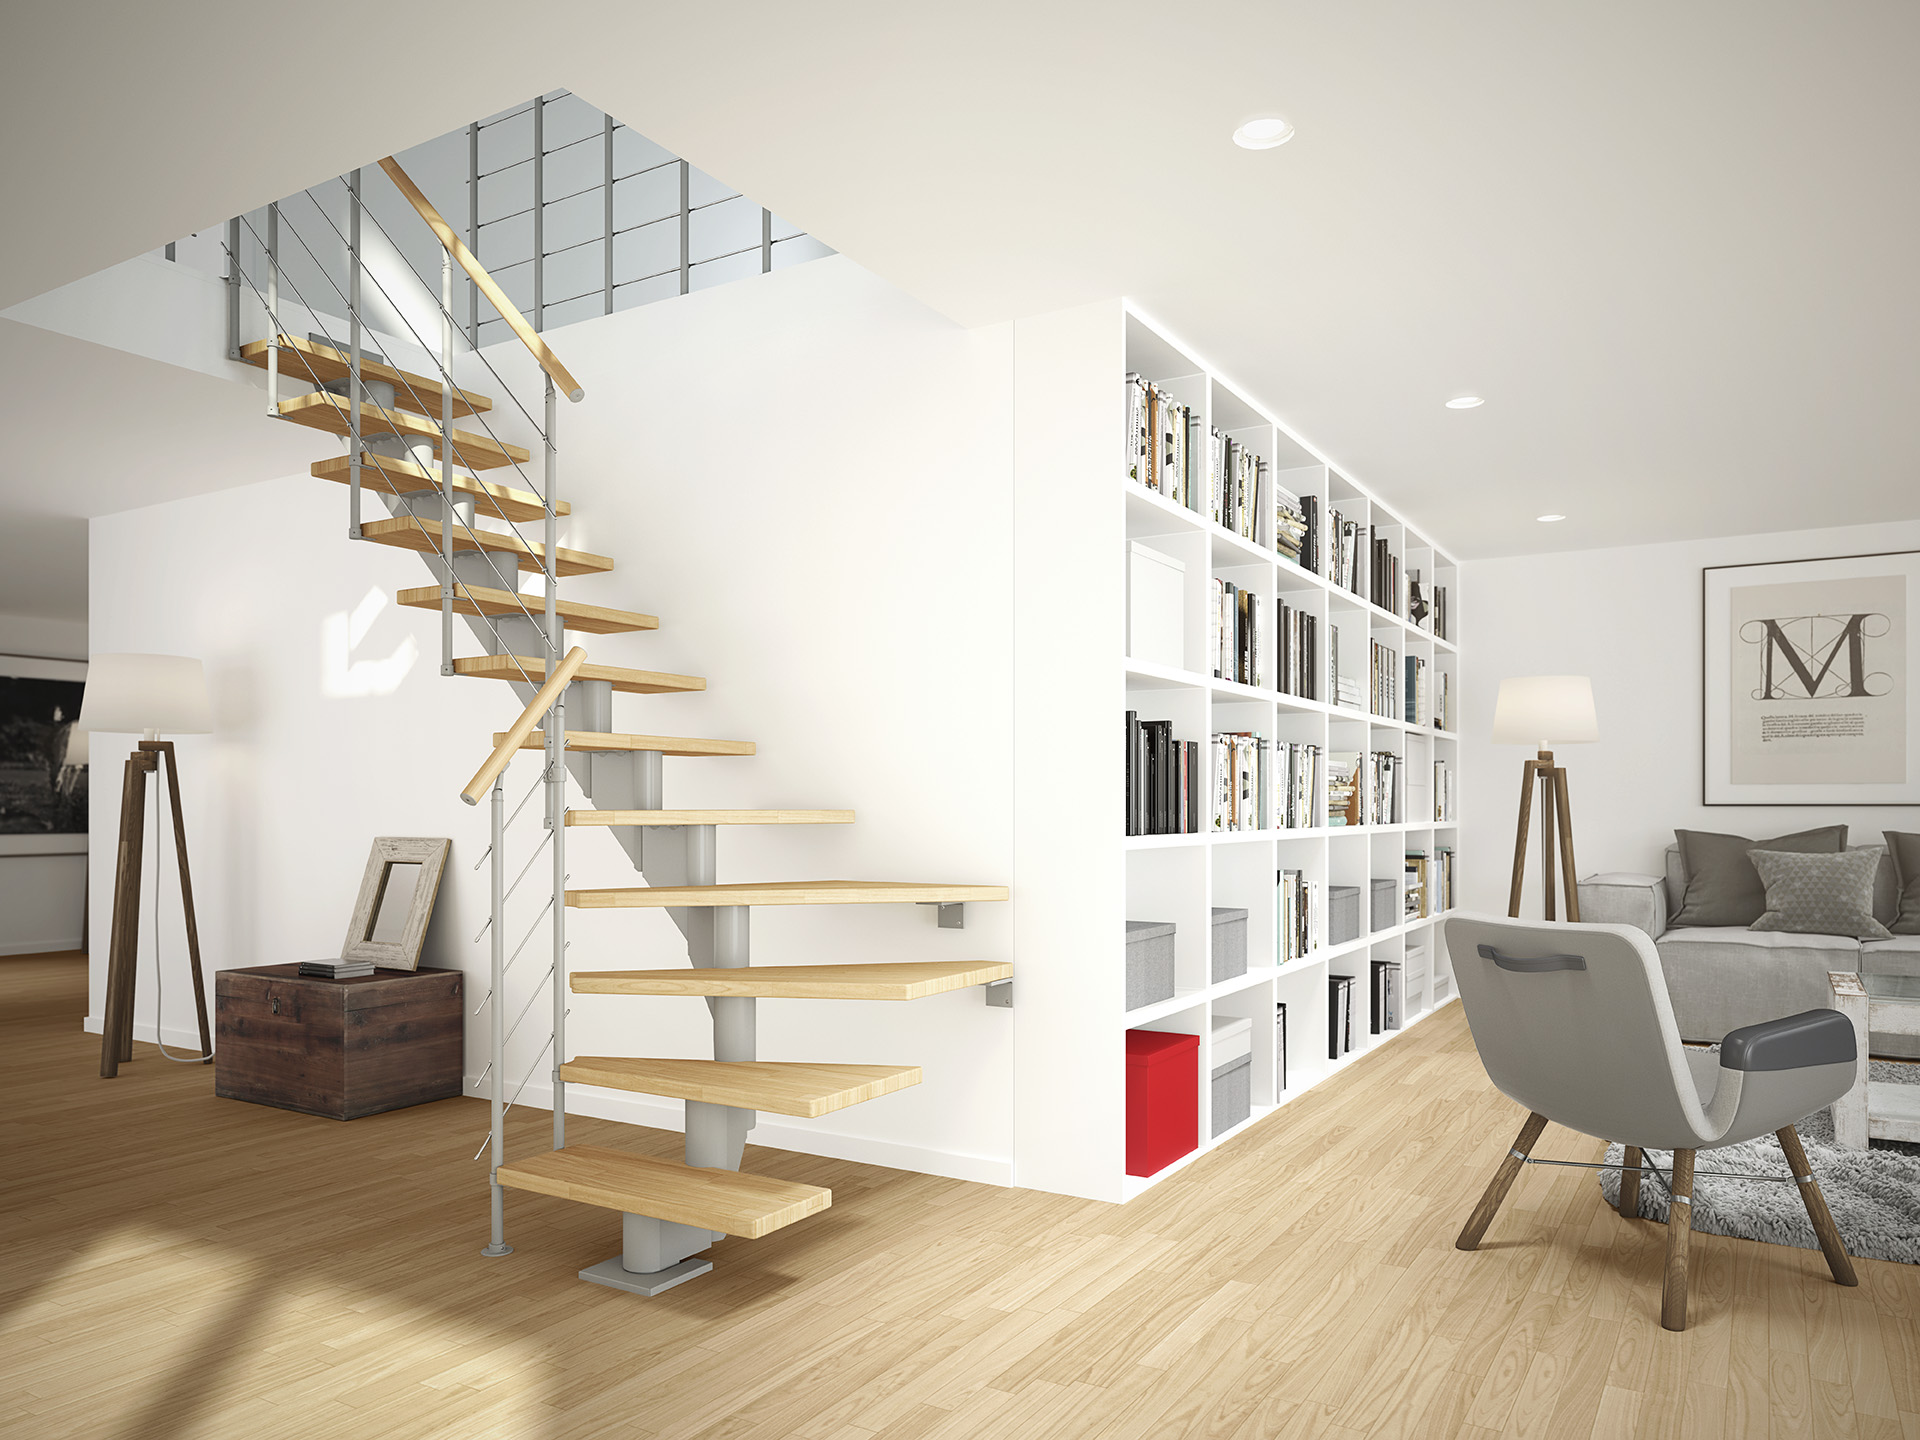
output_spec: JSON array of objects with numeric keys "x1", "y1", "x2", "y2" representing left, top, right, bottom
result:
[
  {"x1": 1329, "y1": 975, "x2": 1356, "y2": 1059},
  {"x1": 1370, "y1": 959, "x2": 1402, "y2": 1033},
  {"x1": 1275, "y1": 1001, "x2": 1289, "y2": 1094}
]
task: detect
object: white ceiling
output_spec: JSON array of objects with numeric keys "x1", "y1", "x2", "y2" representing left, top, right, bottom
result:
[{"x1": 3, "y1": 0, "x2": 1916, "y2": 589}]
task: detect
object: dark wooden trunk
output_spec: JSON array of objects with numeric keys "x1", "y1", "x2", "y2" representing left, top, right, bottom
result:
[{"x1": 215, "y1": 964, "x2": 464, "y2": 1119}]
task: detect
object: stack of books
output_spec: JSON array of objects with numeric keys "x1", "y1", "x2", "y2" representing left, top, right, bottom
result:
[
  {"x1": 1126, "y1": 712, "x2": 1200, "y2": 835},
  {"x1": 1278, "y1": 868, "x2": 1324, "y2": 960},
  {"x1": 300, "y1": 959, "x2": 374, "y2": 979},
  {"x1": 1212, "y1": 580, "x2": 1264, "y2": 687},
  {"x1": 1275, "y1": 487, "x2": 1317, "y2": 572},
  {"x1": 1125, "y1": 374, "x2": 1198, "y2": 509},
  {"x1": 1369, "y1": 534, "x2": 1400, "y2": 614},
  {"x1": 1276, "y1": 599, "x2": 1318, "y2": 700},
  {"x1": 1370, "y1": 640, "x2": 1399, "y2": 719},
  {"x1": 1211, "y1": 433, "x2": 1265, "y2": 544},
  {"x1": 1404, "y1": 851, "x2": 1431, "y2": 919}
]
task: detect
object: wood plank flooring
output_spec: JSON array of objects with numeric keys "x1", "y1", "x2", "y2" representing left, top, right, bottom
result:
[{"x1": 2, "y1": 949, "x2": 1914, "y2": 1439}]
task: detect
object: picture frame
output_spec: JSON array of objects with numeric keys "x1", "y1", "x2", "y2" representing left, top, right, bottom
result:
[
  {"x1": 340, "y1": 836, "x2": 451, "y2": 971},
  {"x1": 0, "y1": 653, "x2": 88, "y2": 857},
  {"x1": 1702, "y1": 550, "x2": 1920, "y2": 805}
]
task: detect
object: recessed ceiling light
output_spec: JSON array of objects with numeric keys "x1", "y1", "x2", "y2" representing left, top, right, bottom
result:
[
  {"x1": 1537, "y1": 513, "x2": 1566, "y2": 523},
  {"x1": 1233, "y1": 116, "x2": 1295, "y2": 150},
  {"x1": 1446, "y1": 396, "x2": 1485, "y2": 409}
]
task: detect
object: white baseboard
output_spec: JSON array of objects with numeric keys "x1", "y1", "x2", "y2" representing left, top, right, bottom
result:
[
  {"x1": 482, "y1": 1075, "x2": 1016, "y2": 1188},
  {"x1": 2, "y1": 937, "x2": 83, "y2": 956},
  {"x1": 82, "y1": 1014, "x2": 209, "y2": 1051}
]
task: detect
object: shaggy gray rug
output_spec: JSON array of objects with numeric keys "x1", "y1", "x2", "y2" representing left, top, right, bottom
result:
[{"x1": 1596, "y1": 1058, "x2": 1920, "y2": 1266}]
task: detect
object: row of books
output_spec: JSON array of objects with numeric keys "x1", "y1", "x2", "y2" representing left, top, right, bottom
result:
[
  {"x1": 1433, "y1": 761, "x2": 1456, "y2": 822},
  {"x1": 1125, "y1": 714, "x2": 1201, "y2": 835},
  {"x1": 1215, "y1": 735, "x2": 1324, "y2": 832},
  {"x1": 1125, "y1": 375, "x2": 1198, "y2": 509},
  {"x1": 1213, "y1": 434, "x2": 1266, "y2": 542},
  {"x1": 1369, "y1": 536, "x2": 1400, "y2": 612},
  {"x1": 1371, "y1": 959, "x2": 1403, "y2": 1034},
  {"x1": 1403, "y1": 849, "x2": 1457, "y2": 918},
  {"x1": 1329, "y1": 628, "x2": 1361, "y2": 710},
  {"x1": 1369, "y1": 640, "x2": 1399, "y2": 720},
  {"x1": 1404, "y1": 851, "x2": 1431, "y2": 920},
  {"x1": 1328, "y1": 750, "x2": 1404, "y2": 827},
  {"x1": 1436, "y1": 670, "x2": 1454, "y2": 731},
  {"x1": 1327, "y1": 510, "x2": 1363, "y2": 593},
  {"x1": 1278, "y1": 868, "x2": 1324, "y2": 960},
  {"x1": 1212, "y1": 580, "x2": 1264, "y2": 688},
  {"x1": 1275, "y1": 599, "x2": 1319, "y2": 701},
  {"x1": 1405, "y1": 655, "x2": 1429, "y2": 726},
  {"x1": 1274, "y1": 487, "x2": 1318, "y2": 572}
]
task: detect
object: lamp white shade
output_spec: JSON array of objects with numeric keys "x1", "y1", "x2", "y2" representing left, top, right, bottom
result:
[
  {"x1": 1492, "y1": 674, "x2": 1598, "y2": 747},
  {"x1": 78, "y1": 654, "x2": 213, "y2": 736},
  {"x1": 62, "y1": 728, "x2": 88, "y2": 766}
]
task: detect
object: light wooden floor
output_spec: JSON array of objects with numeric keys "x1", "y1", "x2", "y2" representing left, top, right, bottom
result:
[{"x1": 2, "y1": 951, "x2": 1915, "y2": 1440}]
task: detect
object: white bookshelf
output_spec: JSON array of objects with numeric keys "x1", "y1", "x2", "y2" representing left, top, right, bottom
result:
[{"x1": 1116, "y1": 306, "x2": 1463, "y2": 1200}]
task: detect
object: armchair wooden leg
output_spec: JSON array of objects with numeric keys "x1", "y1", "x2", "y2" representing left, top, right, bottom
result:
[
  {"x1": 1661, "y1": 1149, "x2": 1696, "y2": 1331},
  {"x1": 1777, "y1": 1126, "x2": 1859, "y2": 1287},
  {"x1": 1457, "y1": 1112, "x2": 1549, "y2": 1251},
  {"x1": 1618, "y1": 1145, "x2": 1642, "y2": 1220}
]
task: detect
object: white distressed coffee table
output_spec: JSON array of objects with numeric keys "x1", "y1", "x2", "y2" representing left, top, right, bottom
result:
[{"x1": 1827, "y1": 970, "x2": 1920, "y2": 1149}]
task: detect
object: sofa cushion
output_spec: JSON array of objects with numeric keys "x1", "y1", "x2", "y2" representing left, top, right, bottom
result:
[
  {"x1": 1749, "y1": 846, "x2": 1892, "y2": 941},
  {"x1": 1577, "y1": 872, "x2": 1668, "y2": 939},
  {"x1": 1670, "y1": 826, "x2": 1848, "y2": 927},
  {"x1": 1655, "y1": 926, "x2": 1858, "y2": 1044},
  {"x1": 1884, "y1": 831, "x2": 1920, "y2": 934},
  {"x1": 1664, "y1": 836, "x2": 1897, "y2": 927},
  {"x1": 1861, "y1": 934, "x2": 1920, "y2": 979}
]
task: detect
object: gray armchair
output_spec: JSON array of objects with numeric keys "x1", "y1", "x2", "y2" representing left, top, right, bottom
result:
[{"x1": 1443, "y1": 912, "x2": 1859, "y2": 1330}]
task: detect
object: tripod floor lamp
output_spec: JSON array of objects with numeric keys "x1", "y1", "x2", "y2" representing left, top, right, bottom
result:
[
  {"x1": 1494, "y1": 675, "x2": 1599, "y2": 923},
  {"x1": 79, "y1": 654, "x2": 214, "y2": 1078}
]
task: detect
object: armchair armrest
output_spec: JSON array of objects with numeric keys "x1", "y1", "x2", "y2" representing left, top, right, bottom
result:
[
  {"x1": 1577, "y1": 872, "x2": 1668, "y2": 940},
  {"x1": 1721, "y1": 1009, "x2": 1857, "y2": 1072},
  {"x1": 1699, "y1": 1008, "x2": 1859, "y2": 1146}
]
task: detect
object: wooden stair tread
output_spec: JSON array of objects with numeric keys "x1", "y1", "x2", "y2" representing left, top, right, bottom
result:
[
  {"x1": 504, "y1": 730, "x2": 756, "y2": 758},
  {"x1": 567, "y1": 809, "x2": 852, "y2": 827},
  {"x1": 398, "y1": 585, "x2": 656, "y2": 635},
  {"x1": 495, "y1": 1145, "x2": 829, "y2": 1238},
  {"x1": 567, "y1": 881, "x2": 1010, "y2": 910},
  {"x1": 360, "y1": 516, "x2": 612, "y2": 577},
  {"x1": 315, "y1": 453, "x2": 569, "y2": 523},
  {"x1": 561, "y1": 1057, "x2": 920, "y2": 1118},
  {"x1": 572, "y1": 961, "x2": 1014, "y2": 1001},
  {"x1": 455, "y1": 654, "x2": 703, "y2": 695},
  {"x1": 276, "y1": 391, "x2": 530, "y2": 470},
  {"x1": 240, "y1": 335, "x2": 492, "y2": 416}
]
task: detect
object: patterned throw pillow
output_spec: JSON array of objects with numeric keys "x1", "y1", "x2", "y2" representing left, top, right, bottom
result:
[{"x1": 1749, "y1": 847, "x2": 1892, "y2": 941}]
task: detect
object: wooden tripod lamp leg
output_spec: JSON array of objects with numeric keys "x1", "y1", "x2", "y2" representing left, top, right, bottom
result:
[
  {"x1": 1507, "y1": 761, "x2": 1538, "y2": 918},
  {"x1": 153, "y1": 743, "x2": 213, "y2": 1061},
  {"x1": 1539, "y1": 754, "x2": 1557, "y2": 921},
  {"x1": 1458, "y1": 1111, "x2": 1549, "y2": 1251},
  {"x1": 1553, "y1": 766, "x2": 1581, "y2": 922},
  {"x1": 100, "y1": 751, "x2": 154, "y2": 1078}
]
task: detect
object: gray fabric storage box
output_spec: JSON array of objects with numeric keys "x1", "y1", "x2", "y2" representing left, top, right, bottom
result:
[
  {"x1": 1329, "y1": 886, "x2": 1361, "y2": 946},
  {"x1": 1126, "y1": 920, "x2": 1176, "y2": 1011},
  {"x1": 1211, "y1": 907, "x2": 1249, "y2": 982},
  {"x1": 1371, "y1": 878, "x2": 1397, "y2": 931},
  {"x1": 1211, "y1": 1054, "x2": 1251, "y2": 1136}
]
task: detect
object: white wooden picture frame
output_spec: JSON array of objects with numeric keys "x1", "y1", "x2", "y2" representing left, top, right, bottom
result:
[{"x1": 340, "y1": 836, "x2": 451, "y2": 971}]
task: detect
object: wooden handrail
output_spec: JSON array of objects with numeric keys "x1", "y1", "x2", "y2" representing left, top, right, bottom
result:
[
  {"x1": 378, "y1": 155, "x2": 586, "y2": 404},
  {"x1": 462, "y1": 646, "x2": 590, "y2": 805}
]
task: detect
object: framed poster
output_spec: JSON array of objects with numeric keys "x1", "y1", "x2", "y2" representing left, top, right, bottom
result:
[
  {"x1": 1703, "y1": 550, "x2": 1920, "y2": 805},
  {"x1": 0, "y1": 654, "x2": 88, "y2": 855}
]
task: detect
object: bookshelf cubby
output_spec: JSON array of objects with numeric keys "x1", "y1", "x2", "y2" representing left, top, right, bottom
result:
[{"x1": 1117, "y1": 306, "x2": 1463, "y2": 1199}]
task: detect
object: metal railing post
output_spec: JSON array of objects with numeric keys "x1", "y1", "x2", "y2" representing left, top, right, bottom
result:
[
  {"x1": 603, "y1": 115, "x2": 614, "y2": 316},
  {"x1": 483, "y1": 774, "x2": 511, "y2": 1256},
  {"x1": 544, "y1": 373, "x2": 564, "y2": 1146},
  {"x1": 467, "y1": 122, "x2": 480, "y2": 346},
  {"x1": 266, "y1": 203, "x2": 280, "y2": 413},
  {"x1": 678, "y1": 161, "x2": 691, "y2": 295},
  {"x1": 225, "y1": 217, "x2": 241, "y2": 360},
  {"x1": 532, "y1": 95, "x2": 545, "y2": 332},
  {"x1": 440, "y1": 249, "x2": 456, "y2": 676},
  {"x1": 762, "y1": 208, "x2": 773, "y2": 274},
  {"x1": 348, "y1": 169, "x2": 363, "y2": 540}
]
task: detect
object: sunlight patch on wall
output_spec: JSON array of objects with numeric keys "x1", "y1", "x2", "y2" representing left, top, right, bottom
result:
[{"x1": 322, "y1": 587, "x2": 419, "y2": 698}]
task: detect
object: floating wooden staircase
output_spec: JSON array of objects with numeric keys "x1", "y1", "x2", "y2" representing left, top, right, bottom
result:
[{"x1": 247, "y1": 152, "x2": 1008, "y2": 1297}]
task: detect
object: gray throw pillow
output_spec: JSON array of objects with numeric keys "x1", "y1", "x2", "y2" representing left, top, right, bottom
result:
[
  {"x1": 1886, "y1": 831, "x2": 1920, "y2": 935},
  {"x1": 1749, "y1": 847, "x2": 1892, "y2": 941},
  {"x1": 1671, "y1": 825, "x2": 1848, "y2": 928}
]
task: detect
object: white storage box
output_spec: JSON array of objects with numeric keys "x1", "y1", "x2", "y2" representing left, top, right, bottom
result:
[
  {"x1": 1210, "y1": 1014, "x2": 1253, "y2": 1067},
  {"x1": 1127, "y1": 541, "x2": 1186, "y2": 669}
]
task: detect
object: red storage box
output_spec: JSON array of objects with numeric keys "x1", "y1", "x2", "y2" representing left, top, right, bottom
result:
[{"x1": 1126, "y1": 1028, "x2": 1200, "y2": 1177}]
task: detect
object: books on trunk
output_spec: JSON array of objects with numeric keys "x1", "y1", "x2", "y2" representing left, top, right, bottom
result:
[{"x1": 1126, "y1": 712, "x2": 1200, "y2": 836}]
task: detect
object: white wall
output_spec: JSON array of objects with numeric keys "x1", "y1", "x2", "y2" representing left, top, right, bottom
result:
[
  {"x1": 1461, "y1": 518, "x2": 1920, "y2": 917},
  {"x1": 88, "y1": 256, "x2": 1021, "y2": 1182},
  {"x1": 1, "y1": 614, "x2": 88, "y2": 955}
]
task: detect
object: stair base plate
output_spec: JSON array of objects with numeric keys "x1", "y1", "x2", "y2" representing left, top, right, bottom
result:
[{"x1": 579, "y1": 1254, "x2": 713, "y2": 1296}]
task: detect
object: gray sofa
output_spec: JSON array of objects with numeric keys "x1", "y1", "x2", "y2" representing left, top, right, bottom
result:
[{"x1": 1580, "y1": 844, "x2": 1920, "y2": 1059}]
